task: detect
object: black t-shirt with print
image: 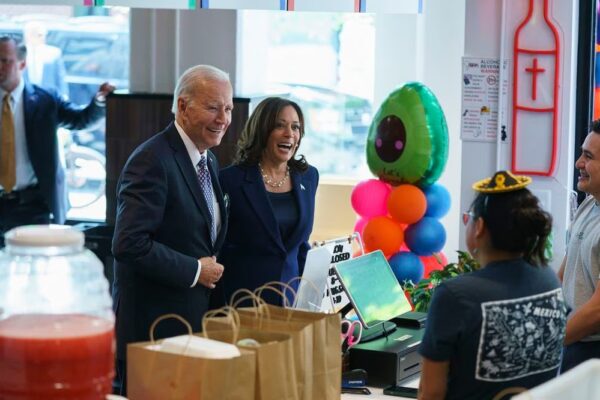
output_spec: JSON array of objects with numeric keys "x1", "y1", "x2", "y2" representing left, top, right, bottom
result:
[{"x1": 419, "y1": 258, "x2": 567, "y2": 400}]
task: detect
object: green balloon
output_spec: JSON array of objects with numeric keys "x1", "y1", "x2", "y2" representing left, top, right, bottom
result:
[{"x1": 366, "y1": 82, "x2": 449, "y2": 187}]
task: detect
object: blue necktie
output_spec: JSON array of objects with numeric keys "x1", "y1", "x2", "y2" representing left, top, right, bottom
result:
[{"x1": 197, "y1": 155, "x2": 216, "y2": 244}]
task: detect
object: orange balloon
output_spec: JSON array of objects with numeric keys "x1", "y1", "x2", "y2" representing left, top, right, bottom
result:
[
  {"x1": 387, "y1": 184, "x2": 427, "y2": 225},
  {"x1": 362, "y1": 216, "x2": 404, "y2": 256}
]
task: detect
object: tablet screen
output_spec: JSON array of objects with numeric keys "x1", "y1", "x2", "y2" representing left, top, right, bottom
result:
[{"x1": 334, "y1": 250, "x2": 412, "y2": 328}]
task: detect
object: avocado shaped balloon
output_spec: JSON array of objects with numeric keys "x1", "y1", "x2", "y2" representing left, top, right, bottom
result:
[{"x1": 366, "y1": 82, "x2": 449, "y2": 187}]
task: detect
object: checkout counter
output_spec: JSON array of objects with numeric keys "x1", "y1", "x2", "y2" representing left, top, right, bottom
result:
[{"x1": 342, "y1": 377, "x2": 419, "y2": 399}]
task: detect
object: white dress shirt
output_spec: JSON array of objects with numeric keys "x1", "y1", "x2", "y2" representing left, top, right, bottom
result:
[{"x1": 175, "y1": 120, "x2": 222, "y2": 287}]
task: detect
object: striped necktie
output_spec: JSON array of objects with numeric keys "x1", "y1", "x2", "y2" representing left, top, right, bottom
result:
[
  {"x1": 197, "y1": 154, "x2": 216, "y2": 244},
  {"x1": 0, "y1": 93, "x2": 15, "y2": 193}
]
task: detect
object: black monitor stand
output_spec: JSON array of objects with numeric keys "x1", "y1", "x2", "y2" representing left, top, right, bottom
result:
[{"x1": 339, "y1": 302, "x2": 397, "y2": 343}]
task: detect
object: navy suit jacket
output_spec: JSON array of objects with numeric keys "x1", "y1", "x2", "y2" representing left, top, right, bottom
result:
[
  {"x1": 216, "y1": 163, "x2": 318, "y2": 306},
  {"x1": 22, "y1": 82, "x2": 104, "y2": 223},
  {"x1": 111, "y1": 122, "x2": 228, "y2": 360}
]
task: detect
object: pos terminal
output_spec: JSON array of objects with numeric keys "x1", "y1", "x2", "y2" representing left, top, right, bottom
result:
[{"x1": 334, "y1": 250, "x2": 425, "y2": 388}]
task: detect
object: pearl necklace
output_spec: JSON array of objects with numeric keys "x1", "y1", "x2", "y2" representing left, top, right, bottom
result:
[{"x1": 259, "y1": 163, "x2": 290, "y2": 188}]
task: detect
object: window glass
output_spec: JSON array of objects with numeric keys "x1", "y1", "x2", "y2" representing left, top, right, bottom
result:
[
  {"x1": 240, "y1": 11, "x2": 375, "y2": 179},
  {"x1": 0, "y1": 5, "x2": 130, "y2": 221}
]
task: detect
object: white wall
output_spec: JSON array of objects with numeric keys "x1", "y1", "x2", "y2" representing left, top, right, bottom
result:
[
  {"x1": 460, "y1": 0, "x2": 579, "y2": 270},
  {"x1": 130, "y1": 8, "x2": 238, "y2": 93},
  {"x1": 420, "y1": 0, "x2": 466, "y2": 261}
]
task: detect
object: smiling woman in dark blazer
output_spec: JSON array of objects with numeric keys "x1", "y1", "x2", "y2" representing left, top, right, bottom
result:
[{"x1": 217, "y1": 97, "x2": 319, "y2": 306}]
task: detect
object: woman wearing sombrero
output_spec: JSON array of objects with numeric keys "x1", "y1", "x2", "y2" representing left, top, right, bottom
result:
[{"x1": 417, "y1": 171, "x2": 567, "y2": 400}]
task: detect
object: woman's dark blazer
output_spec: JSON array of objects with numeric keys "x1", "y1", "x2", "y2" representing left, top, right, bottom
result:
[{"x1": 216, "y1": 163, "x2": 319, "y2": 305}]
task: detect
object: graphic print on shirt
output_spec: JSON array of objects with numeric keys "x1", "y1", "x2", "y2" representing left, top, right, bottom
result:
[{"x1": 476, "y1": 288, "x2": 566, "y2": 381}]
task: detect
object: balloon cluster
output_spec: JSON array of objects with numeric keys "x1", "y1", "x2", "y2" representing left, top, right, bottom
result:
[
  {"x1": 353, "y1": 82, "x2": 450, "y2": 285},
  {"x1": 352, "y1": 181, "x2": 450, "y2": 284}
]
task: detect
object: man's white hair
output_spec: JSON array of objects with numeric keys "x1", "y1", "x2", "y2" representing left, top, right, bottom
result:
[{"x1": 171, "y1": 64, "x2": 230, "y2": 114}]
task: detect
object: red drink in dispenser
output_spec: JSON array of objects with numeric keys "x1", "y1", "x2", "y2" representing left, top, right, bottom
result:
[
  {"x1": 0, "y1": 225, "x2": 115, "y2": 400},
  {"x1": 0, "y1": 314, "x2": 114, "y2": 399}
]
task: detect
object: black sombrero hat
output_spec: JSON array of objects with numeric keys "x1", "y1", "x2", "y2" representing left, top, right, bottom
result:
[{"x1": 472, "y1": 170, "x2": 532, "y2": 193}]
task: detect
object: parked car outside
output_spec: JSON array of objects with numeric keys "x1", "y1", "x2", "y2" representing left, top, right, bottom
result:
[{"x1": 0, "y1": 15, "x2": 128, "y2": 217}]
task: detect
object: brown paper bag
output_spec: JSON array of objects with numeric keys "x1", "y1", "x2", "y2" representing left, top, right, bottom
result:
[
  {"x1": 228, "y1": 288, "x2": 313, "y2": 400},
  {"x1": 253, "y1": 281, "x2": 341, "y2": 400},
  {"x1": 206, "y1": 327, "x2": 298, "y2": 400},
  {"x1": 233, "y1": 310, "x2": 313, "y2": 400},
  {"x1": 257, "y1": 304, "x2": 342, "y2": 400},
  {"x1": 127, "y1": 313, "x2": 255, "y2": 400}
]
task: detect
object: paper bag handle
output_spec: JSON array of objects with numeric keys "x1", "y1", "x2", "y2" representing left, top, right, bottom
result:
[
  {"x1": 255, "y1": 281, "x2": 297, "y2": 308},
  {"x1": 230, "y1": 289, "x2": 272, "y2": 325},
  {"x1": 202, "y1": 306, "x2": 240, "y2": 344},
  {"x1": 149, "y1": 313, "x2": 192, "y2": 343},
  {"x1": 230, "y1": 288, "x2": 262, "y2": 308}
]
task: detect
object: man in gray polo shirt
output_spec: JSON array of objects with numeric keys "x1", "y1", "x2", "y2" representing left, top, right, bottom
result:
[{"x1": 559, "y1": 119, "x2": 600, "y2": 372}]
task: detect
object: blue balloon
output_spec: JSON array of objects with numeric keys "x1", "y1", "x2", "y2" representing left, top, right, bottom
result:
[
  {"x1": 424, "y1": 184, "x2": 451, "y2": 218},
  {"x1": 405, "y1": 217, "x2": 446, "y2": 256},
  {"x1": 388, "y1": 251, "x2": 424, "y2": 285}
]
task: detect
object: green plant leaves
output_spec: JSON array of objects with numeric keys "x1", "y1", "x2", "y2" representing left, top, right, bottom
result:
[{"x1": 404, "y1": 250, "x2": 480, "y2": 312}]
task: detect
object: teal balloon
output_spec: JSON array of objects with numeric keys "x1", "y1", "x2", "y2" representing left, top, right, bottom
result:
[{"x1": 366, "y1": 82, "x2": 449, "y2": 187}]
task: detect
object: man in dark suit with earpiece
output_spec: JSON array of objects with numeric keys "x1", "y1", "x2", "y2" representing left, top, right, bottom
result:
[
  {"x1": 0, "y1": 36, "x2": 113, "y2": 240},
  {"x1": 111, "y1": 64, "x2": 231, "y2": 395}
]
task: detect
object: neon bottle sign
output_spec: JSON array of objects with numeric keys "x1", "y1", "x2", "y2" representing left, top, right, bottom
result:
[{"x1": 512, "y1": 0, "x2": 560, "y2": 176}]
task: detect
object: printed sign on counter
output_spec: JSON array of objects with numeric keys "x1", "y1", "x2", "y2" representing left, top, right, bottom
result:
[{"x1": 319, "y1": 237, "x2": 355, "y2": 311}]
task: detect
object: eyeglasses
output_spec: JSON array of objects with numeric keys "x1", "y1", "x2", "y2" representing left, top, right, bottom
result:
[{"x1": 462, "y1": 210, "x2": 476, "y2": 226}]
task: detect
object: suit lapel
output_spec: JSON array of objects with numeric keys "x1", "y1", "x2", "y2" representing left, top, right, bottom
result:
[
  {"x1": 242, "y1": 166, "x2": 286, "y2": 252},
  {"x1": 22, "y1": 83, "x2": 38, "y2": 153},
  {"x1": 165, "y1": 125, "x2": 214, "y2": 239}
]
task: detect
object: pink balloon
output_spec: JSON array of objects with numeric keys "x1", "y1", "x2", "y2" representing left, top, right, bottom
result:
[
  {"x1": 354, "y1": 217, "x2": 369, "y2": 236},
  {"x1": 351, "y1": 179, "x2": 391, "y2": 218}
]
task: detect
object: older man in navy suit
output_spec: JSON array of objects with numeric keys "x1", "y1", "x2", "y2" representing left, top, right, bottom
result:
[
  {"x1": 0, "y1": 36, "x2": 113, "y2": 238},
  {"x1": 111, "y1": 64, "x2": 231, "y2": 395}
]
